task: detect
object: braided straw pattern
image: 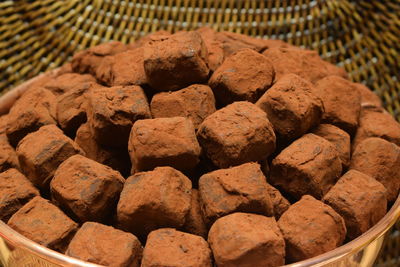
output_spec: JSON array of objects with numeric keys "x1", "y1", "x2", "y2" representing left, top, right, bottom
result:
[{"x1": 0, "y1": 0, "x2": 399, "y2": 265}]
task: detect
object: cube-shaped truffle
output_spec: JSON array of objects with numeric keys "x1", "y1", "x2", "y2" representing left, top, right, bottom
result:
[
  {"x1": 6, "y1": 87, "x2": 57, "y2": 147},
  {"x1": 209, "y1": 48, "x2": 274, "y2": 105},
  {"x1": 323, "y1": 170, "x2": 387, "y2": 239},
  {"x1": 143, "y1": 31, "x2": 209, "y2": 91},
  {"x1": 8, "y1": 196, "x2": 78, "y2": 252},
  {"x1": 66, "y1": 222, "x2": 143, "y2": 267},
  {"x1": 270, "y1": 134, "x2": 342, "y2": 200},
  {"x1": 0, "y1": 169, "x2": 39, "y2": 222},
  {"x1": 353, "y1": 83, "x2": 382, "y2": 108},
  {"x1": 183, "y1": 189, "x2": 208, "y2": 238},
  {"x1": 208, "y1": 212, "x2": 285, "y2": 267},
  {"x1": 256, "y1": 74, "x2": 324, "y2": 142},
  {"x1": 350, "y1": 137, "x2": 400, "y2": 202},
  {"x1": 50, "y1": 155, "x2": 125, "y2": 222},
  {"x1": 142, "y1": 228, "x2": 212, "y2": 267},
  {"x1": 196, "y1": 27, "x2": 224, "y2": 71},
  {"x1": 16, "y1": 125, "x2": 83, "y2": 189},
  {"x1": 44, "y1": 73, "x2": 96, "y2": 96},
  {"x1": 128, "y1": 30, "x2": 171, "y2": 49},
  {"x1": 199, "y1": 162, "x2": 274, "y2": 225},
  {"x1": 86, "y1": 85, "x2": 151, "y2": 148},
  {"x1": 215, "y1": 31, "x2": 268, "y2": 57},
  {"x1": 129, "y1": 117, "x2": 201, "y2": 172},
  {"x1": 266, "y1": 183, "x2": 291, "y2": 219},
  {"x1": 117, "y1": 167, "x2": 192, "y2": 239},
  {"x1": 312, "y1": 124, "x2": 351, "y2": 169},
  {"x1": 278, "y1": 195, "x2": 346, "y2": 262},
  {"x1": 314, "y1": 76, "x2": 361, "y2": 135},
  {"x1": 197, "y1": 101, "x2": 276, "y2": 168},
  {"x1": 150, "y1": 84, "x2": 216, "y2": 129},
  {"x1": 0, "y1": 135, "x2": 19, "y2": 172}
]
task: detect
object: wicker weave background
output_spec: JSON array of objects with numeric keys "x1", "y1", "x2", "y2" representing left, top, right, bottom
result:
[{"x1": 0, "y1": 0, "x2": 399, "y2": 266}]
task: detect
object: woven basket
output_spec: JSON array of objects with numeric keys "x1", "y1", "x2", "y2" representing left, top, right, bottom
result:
[{"x1": 0, "y1": 0, "x2": 399, "y2": 266}]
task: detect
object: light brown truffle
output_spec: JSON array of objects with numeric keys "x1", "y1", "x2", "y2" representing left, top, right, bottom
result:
[
  {"x1": 0, "y1": 115, "x2": 9, "y2": 135},
  {"x1": 208, "y1": 212, "x2": 285, "y2": 267},
  {"x1": 66, "y1": 222, "x2": 143, "y2": 267},
  {"x1": 196, "y1": 27, "x2": 225, "y2": 72},
  {"x1": 142, "y1": 228, "x2": 212, "y2": 267},
  {"x1": 278, "y1": 195, "x2": 346, "y2": 263},
  {"x1": 353, "y1": 83, "x2": 382, "y2": 107},
  {"x1": 44, "y1": 73, "x2": 96, "y2": 96},
  {"x1": 215, "y1": 31, "x2": 268, "y2": 57},
  {"x1": 323, "y1": 170, "x2": 387, "y2": 240},
  {"x1": 150, "y1": 84, "x2": 216, "y2": 129},
  {"x1": 270, "y1": 133, "x2": 342, "y2": 200},
  {"x1": 197, "y1": 101, "x2": 276, "y2": 168},
  {"x1": 128, "y1": 30, "x2": 171, "y2": 50},
  {"x1": 0, "y1": 135, "x2": 19, "y2": 172},
  {"x1": 50, "y1": 155, "x2": 125, "y2": 223},
  {"x1": 183, "y1": 189, "x2": 208, "y2": 238},
  {"x1": 266, "y1": 183, "x2": 291, "y2": 219}
]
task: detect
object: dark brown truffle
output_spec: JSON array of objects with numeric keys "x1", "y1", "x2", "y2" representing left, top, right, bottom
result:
[
  {"x1": 44, "y1": 73, "x2": 96, "y2": 96},
  {"x1": 183, "y1": 189, "x2": 208, "y2": 238},
  {"x1": 0, "y1": 134, "x2": 19, "y2": 172}
]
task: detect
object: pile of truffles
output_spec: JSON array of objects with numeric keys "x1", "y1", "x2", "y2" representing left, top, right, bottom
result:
[{"x1": 1, "y1": 28, "x2": 399, "y2": 267}]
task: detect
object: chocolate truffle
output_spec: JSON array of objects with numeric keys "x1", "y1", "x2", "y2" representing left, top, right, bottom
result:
[
  {"x1": 0, "y1": 115, "x2": 9, "y2": 135},
  {"x1": 50, "y1": 155, "x2": 125, "y2": 223},
  {"x1": 44, "y1": 73, "x2": 96, "y2": 96},
  {"x1": 323, "y1": 170, "x2": 387, "y2": 239},
  {"x1": 8, "y1": 196, "x2": 78, "y2": 252},
  {"x1": 196, "y1": 27, "x2": 225, "y2": 71},
  {"x1": 142, "y1": 228, "x2": 212, "y2": 267},
  {"x1": 353, "y1": 83, "x2": 382, "y2": 107},
  {"x1": 16, "y1": 125, "x2": 83, "y2": 189},
  {"x1": 278, "y1": 195, "x2": 346, "y2": 262},
  {"x1": 0, "y1": 135, "x2": 19, "y2": 172},
  {"x1": 129, "y1": 117, "x2": 201, "y2": 172},
  {"x1": 266, "y1": 183, "x2": 291, "y2": 219},
  {"x1": 270, "y1": 133, "x2": 342, "y2": 199},
  {"x1": 0, "y1": 168, "x2": 39, "y2": 222},
  {"x1": 197, "y1": 101, "x2": 276, "y2": 168},
  {"x1": 183, "y1": 189, "x2": 208, "y2": 238},
  {"x1": 128, "y1": 30, "x2": 171, "y2": 50},
  {"x1": 66, "y1": 222, "x2": 143, "y2": 267},
  {"x1": 215, "y1": 31, "x2": 268, "y2": 57},
  {"x1": 208, "y1": 212, "x2": 285, "y2": 267},
  {"x1": 117, "y1": 167, "x2": 192, "y2": 239}
]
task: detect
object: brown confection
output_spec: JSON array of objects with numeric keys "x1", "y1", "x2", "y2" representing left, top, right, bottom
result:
[
  {"x1": 50, "y1": 155, "x2": 125, "y2": 223},
  {"x1": 142, "y1": 228, "x2": 212, "y2": 267},
  {"x1": 44, "y1": 73, "x2": 96, "y2": 96},
  {"x1": 128, "y1": 30, "x2": 171, "y2": 50},
  {"x1": 66, "y1": 222, "x2": 143, "y2": 267},
  {"x1": 262, "y1": 47, "x2": 348, "y2": 83},
  {"x1": 143, "y1": 31, "x2": 209, "y2": 91},
  {"x1": 323, "y1": 170, "x2": 387, "y2": 240},
  {"x1": 352, "y1": 107, "x2": 400, "y2": 148},
  {"x1": 16, "y1": 125, "x2": 83, "y2": 189},
  {"x1": 215, "y1": 31, "x2": 268, "y2": 57},
  {"x1": 183, "y1": 189, "x2": 208, "y2": 238},
  {"x1": 350, "y1": 137, "x2": 400, "y2": 202},
  {"x1": 278, "y1": 195, "x2": 346, "y2": 262},
  {"x1": 57, "y1": 62, "x2": 73, "y2": 75},
  {"x1": 314, "y1": 76, "x2": 361, "y2": 135},
  {"x1": 209, "y1": 48, "x2": 275, "y2": 105},
  {"x1": 0, "y1": 115, "x2": 8, "y2": 135},
  {"x1": 129, "y1": 117, "x2": 201, "y2": 172},
  {"x1": 196, "y1": 27, "x2": 225, "y2": 72},
  {"x1": 208, "y1": 212, "x2": 285, "y2": 267},
  {"x1": 96, "y1": 47, "x2": 147, "y2": 86},
  {"x1": 312, "y1": 124, "x2": 351, "y2": 169},
  {"x1": 117, "y1": 167, "x2": 192, "y2": 239},
  {"x1": 150, "y1": 84, "x2": 216, "y2": 129},
  {"x1": 262, "y1": 39, "x2": 296, "y2": 49},
  {"x1": 266, "y1": 183, "x2": 291, "y2": 219},
  {"x1": 86, "y1": 85, "x2": 151, "y2": 148},
  {"x1": 353, "y1": 83, "x2": 382, "y2": 107},
  {"x1": 256, "y1": 74, "x2": 324, "y2": 142},
  {"x1": 8, "y1": 196, "x2": 78, "y2": 252},
  {"x1": 6, "y1": 87, "x2": 57, "y2": 147},
  {"x1": 0, "y1": 135, "x2": 19, "y2": 172},
  {"x1": 270, "y1": 133, "x2": 342, "y2": 200},
  {"x1": 198, "y1": 162, "x2": 274, "y2": 225},
  {"x1": 0, "y1": 169, "x2": 39, "y2": 222},
  {"x1": 75, "y1": 123, "x2": 131, "y2": 176},
  {"x1": 197, "y1": 101, "x2": 276, "y2": 168}
]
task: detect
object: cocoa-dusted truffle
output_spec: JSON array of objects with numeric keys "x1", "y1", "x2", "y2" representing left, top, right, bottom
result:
[
  {"x1": 353, "y1": 83, "x2": 382, "y2": 107},
  {"x1": 314, "y1": 75, "x2": 361, "y2": 135},
  {"x1": 197, "y1": 101, "x2": 276, "y2": 168},
  {"x1": 183, "y1": 189, "x2": 208, "y2": 238},
  {"x1": 6, "y1": 87, "x2": 57, "y2": 147},
  {"x1": 151, "y1": 84, "x2": 216, "y2": 129},
  {"x1": 143, "y1": 31, "x2": 209, "y2": 91},
  {"x1": 323, "y1": 170, "x2": 387, "y2": 240},
  {"x1": 278, "y1": 195, "x2": 346, "y2": 263},
  {"x1": 256, "y1": 73, "x2": 323, "y2": 142},
  {"x1": 129, "y1": 117, "x2": 201, "y2": 172},
  {"x1": 0, "y1": 115, "x2": 9, "y2": 135},
  {"x1": 0, "y1": 135, "x2": 19, "y2": 172},
  {"x1": 266, "y1": 183, "x2": 291, "y2": 219},
  {"x1": 209, "y1": 48, "x2": 274, "y2": 105},
  {"x1": 208, "y1": 212, "x2": 285, "y2": 267},
  {"x1": 350, "y1": 137, "x2": 400, "y2": 202},
  {"x1": 86, "y1": 85, "x2": 151, "y2": 148},
  {"x1": 215, "y1": 31, "x2": 268, "y2": 57},
  {"x1": 270, "y1": 133, "x2": 342, "y2": 199},
  {"x1": 50, "y1": 154, "x2": 125, "y2": 223},
  {"x1": 128, "y1": 30, "x2": 171, "y2": 50},
  {"x1": 312, "y1": 124, "x2": 351, "y2": 169},
  {"x1": 198, "y1": 162, "x2": 274, "y2": 225},
  {"x1": 0, "y1": 168, "x2": 39, "y2": 222},
  {"x1": 117, "y1": 167, "x2": 192, "y2": 239},
  {"x1": 142, "y1": 228, "x2": 212, "y2": 267},
  {"x1": 66, "y1": 222, "x2": 143, "y2": 267},
  {"x1": 16, "y1": 125, "x2": 83, "y2": 189},
  {"x1": 196, "y1": 27, "x2": 225, "y2": 72},
  {"x1": 8, "y1": 196, "x2": 78, "y2": 252},
  {"x1": 44, "y1": 73, "x2": 96, "y2": 96}
]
